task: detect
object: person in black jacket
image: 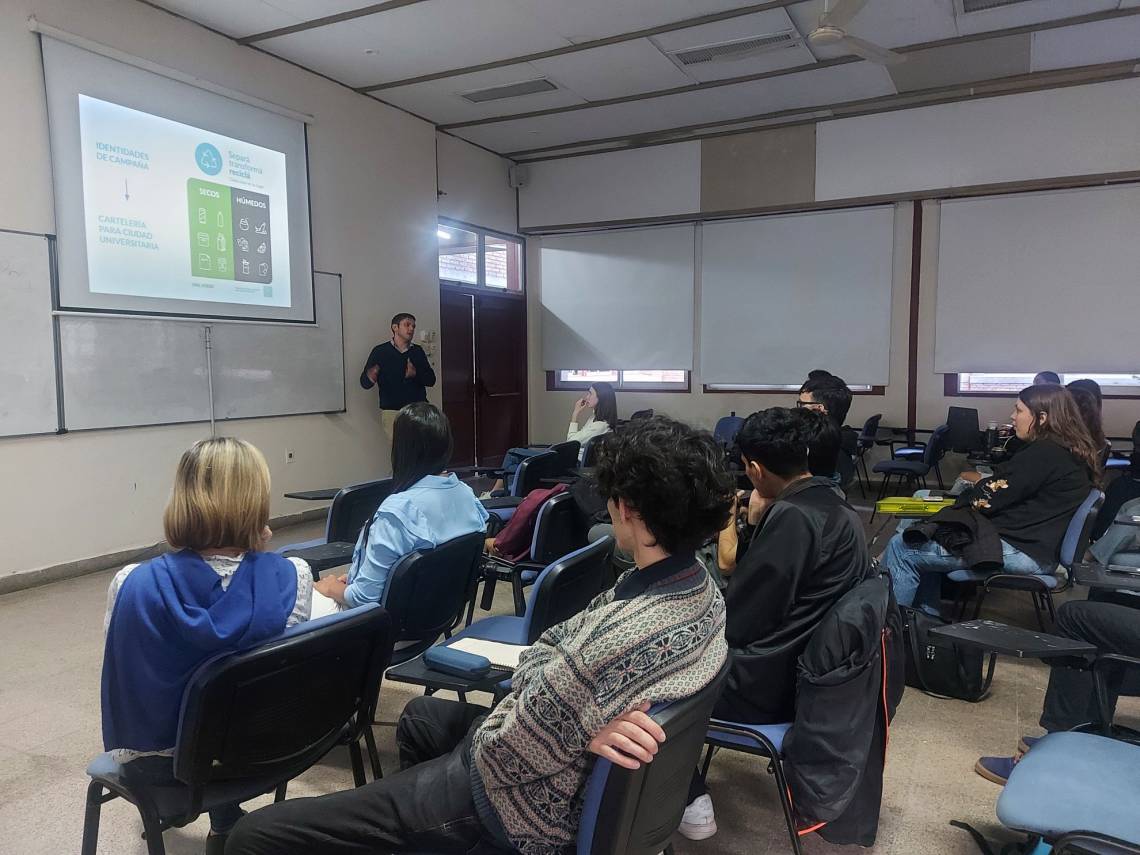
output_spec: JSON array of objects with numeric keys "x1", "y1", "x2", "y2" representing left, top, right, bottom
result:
[
  {"x1": 680, "y1": 407, "x2": 872, "y2": 841},
  {"x1": 882, "y1": 384, "x2": 1099, "y2": 615},
  {"x1": 360, "y1": 313, "x2": 437, "y2": 447},
  {"x1": 798, "y1": 373, "x2": 859, "y2": 488}
]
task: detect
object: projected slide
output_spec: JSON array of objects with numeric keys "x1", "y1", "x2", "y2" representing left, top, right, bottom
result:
[{"x1": 78, "y1": 95, "x2": 291, "y2": 308}]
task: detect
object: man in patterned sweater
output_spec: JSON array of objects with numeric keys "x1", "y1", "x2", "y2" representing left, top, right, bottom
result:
[{"x1": 227, "y1": 416, "x2": 732, "y2": 855}]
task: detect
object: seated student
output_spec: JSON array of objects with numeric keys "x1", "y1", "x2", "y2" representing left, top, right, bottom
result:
[
  {"x1": 227, "y1": 416, "x2": 731, "y2": 855},
  {"x1": 102, "y1": 437, "x2": 312, "y2": 853},
  {"x1": 1034, "y1": 370, "x2": 1061, "y2": 385},
  {"x1": 314, "y1": 402, "x2": 488, "y2": 611},
  {"x1": 484, "y1": 382, "x2": 617, "y2": 497},
  {"x1": 975, "y1": 593, "x2": 1140, "y2": 784},
  {"x1": 681, "y1": 407, "x2": 872, "y2": 841},
  {"x1": 882, "y1": 385, "x2": 1098, "y2": 615},
  {"x1": 1067, "y1": 379, "x2": 1107, "y2": 459},
  {"x1": 798, "y1": 373, "x2": 858, "y2": 486},
  {"x1": 1089, "y1": 420, "x2": 1140, "y2": 564}
]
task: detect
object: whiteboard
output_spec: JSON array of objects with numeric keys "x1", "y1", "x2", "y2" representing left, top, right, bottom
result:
[
  {"x1": 59, "y1": 272, "x2": 344, "y2": 431},
  {"x1": 0, "y1": 231, "x2": 59, "y2": 437},
  {"x1": 700, "y1": 206, "x2": 895, "y2": 386},
  {"x1": 935, "y1": 184, "x2": 1140, "y2": 373}
]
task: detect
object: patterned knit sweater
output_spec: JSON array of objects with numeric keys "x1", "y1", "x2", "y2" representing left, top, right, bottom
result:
[{"x1": 470, "y1": 553, "x2": 727, "y2": 854}]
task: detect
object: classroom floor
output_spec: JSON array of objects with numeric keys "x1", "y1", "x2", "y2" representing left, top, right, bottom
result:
[{"x1": 1, "y1": 509, "x2": 1136, "y2": 855}]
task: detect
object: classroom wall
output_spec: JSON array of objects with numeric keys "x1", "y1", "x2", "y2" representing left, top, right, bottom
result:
[
  {"x1": 435, "y1": 132, "x2": 517, "y2": 236},
  {"x1": 0, "y1": 0, "x2": 506, "y2": 583}
]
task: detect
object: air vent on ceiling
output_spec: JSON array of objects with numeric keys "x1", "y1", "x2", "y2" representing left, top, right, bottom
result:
[
  {"x1": 668, "y1": 32, "x2": 797, "y2": 66},
  {"x1": 957, "y1": 0, "x2": 1032, "y2": 13},
  {"x1": 460, "y1": 78, "x2": 557, "y2": 103}
]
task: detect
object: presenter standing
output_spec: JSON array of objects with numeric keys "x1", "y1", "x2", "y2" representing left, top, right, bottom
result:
[{"x1": 360, "y1": 313, "x2": 436, "y2": 447}]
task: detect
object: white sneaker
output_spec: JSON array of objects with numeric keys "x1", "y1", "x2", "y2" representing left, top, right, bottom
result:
[{"x1": 677, "y1": 793, "x2": 717, "y2": 840}]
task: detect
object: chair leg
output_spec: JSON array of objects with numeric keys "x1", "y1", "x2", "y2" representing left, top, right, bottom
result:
[
  {"x1": 274, "y1": 782, "x2": 288, "y2": 802},
  {"x1": 769, "y1": 757, "x2": 805, "y2": 855},
  {"x1": 138, "y1": 801, "x2": 168, "y2": 855},
  {"x1": 479, "y1": 574, "x2": 497, "y2": 611},
  {"x1": 1030, "y1": 592, "x2": 1047, "y2": 632},
  {"x1": 363, "y1": 725, "x2": 383, "y2": 780},
  {"x1": 81, "y1": 781, "x2": 104, "y2": 855},
  {"x1": 972, "y1": 586, "x2": 988, "y2": 620},
  {"x1": 348, "y1": 740, "x2": 367, "y2": 787},
  {"x1": 699, "y1": 744, "x2": 716, "y2": 779},
  {"x1": 1044, "y1": 591, "x2": 1058, "y2": 625},
  {"x1": 935, "y1": 463, "x2": 945, "y2": 490}
]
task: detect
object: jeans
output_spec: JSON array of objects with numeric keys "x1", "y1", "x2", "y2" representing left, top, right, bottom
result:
[
  {"x1": 125, "y1": 756, "x2": 244, "y2": 833},
  {"x1": 1040, "y1": 597, "x2": 1140, "y2": 732},
  {"x1": 225, "y1": 697, "x2": 493, "y2": 855},
  {"x1": 882, "y1": 527, "x2": 1047, "y2": 615},
  {"x1": 500, "y1": 447, "x2": 547, "y2": 481}
]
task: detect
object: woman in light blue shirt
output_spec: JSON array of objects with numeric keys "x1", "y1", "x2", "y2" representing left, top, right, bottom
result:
[{"x1": 313, "y1": 403, "x2": 489, "y2": 608}]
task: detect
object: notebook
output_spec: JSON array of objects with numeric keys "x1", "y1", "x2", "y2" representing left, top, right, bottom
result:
[{"x1": 447, "y1": 638, "x2": 530, "y2": 671}]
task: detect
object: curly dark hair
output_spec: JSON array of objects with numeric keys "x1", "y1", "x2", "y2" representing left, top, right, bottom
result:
[
  {"x1": 593, "y1": 415, "x2": 734, "y2": 554},
  {"x1": 736, "y1": 407, "x2": 815, "y2": 479}
]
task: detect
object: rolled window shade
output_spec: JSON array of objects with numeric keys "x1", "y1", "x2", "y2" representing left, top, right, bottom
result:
[
  {"x1": 540, "y1": 225, "x2": 694, "y2": 371},
  {"x1": 936, "y1": 184, "x2": 1140, "y2": 374},
  {"x1": 700, "y1": 206, "x2": 895, "y2": 386}
]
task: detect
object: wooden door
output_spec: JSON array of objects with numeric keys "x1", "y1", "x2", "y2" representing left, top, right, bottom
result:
[
  {"x1": 439, "y1": 288, "x2": 476, "y2": 467},
  {"x1": 474, "y1": 292, "x2": 528, "y2": 466}
]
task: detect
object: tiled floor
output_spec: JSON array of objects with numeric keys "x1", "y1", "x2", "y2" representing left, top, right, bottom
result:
[{"x1": 0, "y1": 512, "x2": 1134, "y2": 854}]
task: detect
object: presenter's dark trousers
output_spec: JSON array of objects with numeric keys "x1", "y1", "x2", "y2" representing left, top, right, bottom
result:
[
  {"x1": 1040, "y1": 597, "x2": 1140, "y2": 732},
  {"x1": 225, "y1": 697, "x2": 495, "y2": 855}
]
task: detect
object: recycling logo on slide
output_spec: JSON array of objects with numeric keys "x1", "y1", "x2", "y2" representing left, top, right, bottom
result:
[{"x1": 195, "y1": 142, "x2": 222, "y2": 176}]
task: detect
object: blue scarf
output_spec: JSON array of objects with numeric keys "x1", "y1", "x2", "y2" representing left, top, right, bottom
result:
[{"x1": 101, "y1": 549, "x2": 298, "y2": 753}]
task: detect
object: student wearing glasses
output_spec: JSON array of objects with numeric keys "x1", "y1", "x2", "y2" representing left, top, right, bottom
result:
[{"x1": 797, "y1": 373, "x2": 858, "y2": 487}]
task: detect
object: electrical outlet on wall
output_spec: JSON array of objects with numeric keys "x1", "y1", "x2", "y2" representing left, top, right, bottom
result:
[{"x1": 285, "y1": 449, "x2": 295, "y2": 464}]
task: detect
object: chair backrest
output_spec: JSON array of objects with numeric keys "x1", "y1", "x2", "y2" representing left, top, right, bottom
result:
[
  {"x1": 945, "y1": 406, "x2": 982, "y2": 453},
  {"x1": 173, "y1": 605, "x2": 393, "y2": 801},
  {"x1": 549, "y1": 440, "x2": 581, "y2": 474},
  {"x1": 713, "y1": 414, "x2": 745, "y2": 446},
  {"x1": 525, "y1": 537, "x2": 615, "y2": 644},
  {"x1": 1060, "y1": 488, "x2": 1105, "y2": 568},
  {"x1": 530, "y1": 491, "x2": 589, "y2": 565},
  {"x1": 382, "y1": 531, "x2": 487, "y2": 649},
  {"x1": 576, "y1": 658, "x2": 731, "y2": 855},
  {"x1": 858, "y1": 414, "x2": 883, "y2": 447},
  {"x1": 629, "y1": 408, "x2": 654, "y2": 421},
  {"x1": 326, "y1": 478, "x2": 394, "y2": 543},
  {"x1": 580, "y1": 433, "x2": 604, "y2": 467},
  {"x1": 924, "y1": 424, "x2": 951, "y2": 467},
  {"x1": 510, "y1": 450, "x2": 561, "y2": 497}
]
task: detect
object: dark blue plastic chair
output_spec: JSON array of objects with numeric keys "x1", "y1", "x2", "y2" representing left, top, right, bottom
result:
[
  {"x1": 948, "y1": 488, "x2": 1103, "y2": 629},
  {"x1": 482, "y1": 450, "x2": 563, "y2": 523},
  {"x1": 871, "y1": 424, "x2": 950, "y2": 517},
  {"x1": 279, "y1": 478, "x2": 394, "y2": 573},
  {"x1": 453, "y1": 537, "x2": 614, "y2": 647},
  {"x1": 854, "y1": 414, "x2": 883, "y2": 496},
  {"x1": 713, "y1": 414, "x2": 746, "y2": 448},
  {"x1": 81, "y1": 605, "x2": 394, "y2": 855}
]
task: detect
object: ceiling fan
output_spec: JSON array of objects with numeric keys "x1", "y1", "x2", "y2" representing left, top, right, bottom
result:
[{"x1": 806, "y1": 0, "x2": 905, "y2": 66}]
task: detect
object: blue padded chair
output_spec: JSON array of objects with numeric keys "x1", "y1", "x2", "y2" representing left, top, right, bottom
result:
[
  {"x1": 994, "y1": 654, "x2": 1140, "y2": 852},
  {"x1": 480, "y1": 491, "x2": 589, "y2": 616},
  {"x1": 702, "y1": 722, "x2": 801, "y2": 854},
  {"x1": 381, "y1": 531, "x2": 488, "y2": 664},
  {"x1": 871, "y1": 425, "x2": 950, "y2": 516},
  {"x1": 452, "y1": 536, "x2": 614, "y2": 648},
  {"x1": 713, "y1": 414, "x2": 746, "y2": 448},
  {"x1": 580, "y1": 433, "x2": 604, "y2": 468},
  {"x1": 481, "y1": 450, "x2": 563, "y2": 523},
  {"x1": 279, "y1": 478, "x2": 393, "y2": 574},
  {"x1": 81, "y1": 605, "x2": 394, "y2": 855},
  {"x1": 948, "y1": 488, "x2": 1103, "y2": 629}
]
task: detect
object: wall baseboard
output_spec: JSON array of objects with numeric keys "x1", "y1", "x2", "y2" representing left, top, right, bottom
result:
[{"x1": 0, "y1": 507, "x2": 329, "y2": 597}]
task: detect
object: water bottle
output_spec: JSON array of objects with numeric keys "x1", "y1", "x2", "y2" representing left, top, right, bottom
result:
[{"x1": 986, "y1": 421, "x2": 998, "y2": 451}]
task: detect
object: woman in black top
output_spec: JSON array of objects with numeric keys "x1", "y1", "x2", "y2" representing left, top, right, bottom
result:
[{"x1": 884, "y1": 385, "x2": 1099, "y2": 614}]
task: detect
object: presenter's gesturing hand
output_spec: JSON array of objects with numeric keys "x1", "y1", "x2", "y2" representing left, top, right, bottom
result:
[{"x1": 405, "y1": 359, "x2": 416, "y2": 379}]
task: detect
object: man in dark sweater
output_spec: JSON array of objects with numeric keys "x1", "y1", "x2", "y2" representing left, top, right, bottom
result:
[
  {"x1": 681, "y1": 407, "x2": 872, "y2": 841},
  {"x1": 360, "y1": 313, "x2": 437, "y2": 446}
]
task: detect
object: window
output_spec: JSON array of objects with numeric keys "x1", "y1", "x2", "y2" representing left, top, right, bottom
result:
[
  {"x1": 952, "y1": 373, "x2": 1140, "y2": 395},
  {"x1": 438, "y1": 220, "x2": 524, "y2": 293},
  {"x1": 704, "y1": 383, "x2": 876, "y2": 393},
  {"x1": 550, "y1": 370, "x2": 689, "y2": 392}
]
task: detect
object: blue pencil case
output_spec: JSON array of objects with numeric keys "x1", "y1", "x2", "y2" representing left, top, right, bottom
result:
[{"x1": 423, "y1": 645, "x2": 491, "y2": 679}]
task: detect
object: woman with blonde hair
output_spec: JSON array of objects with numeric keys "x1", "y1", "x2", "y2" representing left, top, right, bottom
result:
[
  {"x1": 883, "y1": 384, "x2": 1098, "y2": 615},
  {"x1": 101, "y1": 437, "x2": 312, "y2": 853}
]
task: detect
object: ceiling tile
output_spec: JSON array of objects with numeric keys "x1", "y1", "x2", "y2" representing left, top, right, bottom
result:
[
  {"x1": 146, "y1": 0, "x2": 302, "y2": 38},
  {"x1": 888, "y1": 33, "x2": 1031, "y2": 93},
  {"x1": 954, "y1": 0, "x2": 1116, "y2": 37},
  {"x1": 1031, "y1": 14, "x2": 1140, "y2": 71},
  {"x1": 531, "y1": 39, "x2": 695, "y2": 101},
  {"x1": 256, "y1": 0, "x2": 571, "y2": 88},
  {"x1": 377, "y1": 64, "x2": 589, "y2": 124},
  {"x1": 454, "y1": 61, "x2": 897, "y2": 153},
  {"x1": 786, "y1": 0, "x2": 958, "y2": 59},
  {"x1": 649, "y1": 8, "x2": 818, "y2": 83},
  {"x1": 521, "y1": 0, "x2": 764, "y2": 44}
]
